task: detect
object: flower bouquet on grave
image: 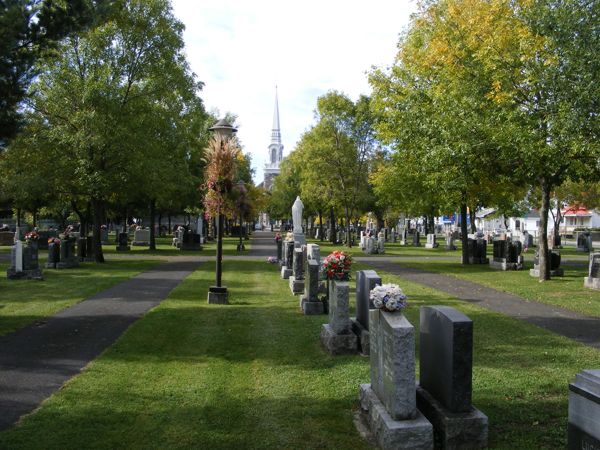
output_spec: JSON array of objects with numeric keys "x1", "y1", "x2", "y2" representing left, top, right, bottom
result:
[
  {"x1": 48, "y1": 237, "x2": 61, "y2": 245},
  {"x1": 322, "y1": 250, "x2": 352, "y2": 281},
  {"x1": 24, "y1": 231, "x2": 39, "y2": 246},
  {"x1": 370, "y1": 283, "x2": 408, "y2": 313}
]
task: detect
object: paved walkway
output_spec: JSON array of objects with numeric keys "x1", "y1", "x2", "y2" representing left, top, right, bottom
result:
[
  {"x1": 366, "y1": 260, "x2": 600, "y2": 350},
  {"x1": 0, "y1": 260, "x2": 201, "y2": 431},
  {"x1": 247, "y1": 230, "x2": 277, "y2": 258}
]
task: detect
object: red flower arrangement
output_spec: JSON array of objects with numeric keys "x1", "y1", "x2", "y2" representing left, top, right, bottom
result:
[{"x1": 322, "y1": 250, "x2": 352, "y2": 280}]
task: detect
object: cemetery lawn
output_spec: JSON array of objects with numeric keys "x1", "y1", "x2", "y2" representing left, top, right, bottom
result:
[
  {"x1": 1, "y1": 260, "x2": 598, "y2": 449},
  {"x1": 395, "y1": 259, "x2": 600, "y2": 317},
  {"x1": 0, "y1": 260, "x2": 161, "y2": 336}
]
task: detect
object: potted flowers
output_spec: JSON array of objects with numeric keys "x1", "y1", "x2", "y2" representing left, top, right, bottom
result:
[
  {"x1": 24, "y1": 231, "x2": 39, "y2": 248},
  {"x1": 370, "y1": 284, "x2": 408, "y2": 312},
  {"x1": 322, "y1": 250, "x2": 352, "y2": 281}
]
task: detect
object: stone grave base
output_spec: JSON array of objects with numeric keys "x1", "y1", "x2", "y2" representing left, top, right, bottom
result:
[
  {"x1": 181, "y1": 244, "x2": 201, "y2": 251},
  {"x1": 131, "y1": 241, "x2": 149, "y2": 246},
  {"x1": 207, "y1": 286, "x2": 228, "y2": 304},
  {"x1": 351, "y1": 318, "x2": 370, "y2": 356},
  {"x1": 400, "y1": 240, "x2": 407, "y2": 246},
  {"x1": 576, "y1": 247, "x2": 593, "y2": 252},
  {"x1": 416, "y1": 386, "x2": 487, "y2": 450},
  {"x1": 468, "y1": 257, "x2": 489, "y2": 265},
  {"x1": 412, "y1": 243, "x2": 422, "y2": 247},
  {"x1": 424, "y1": 243, "x2": 439, "y2": 249},
  {"x1": 489, "y1": 259, "x2": 523, "y2": 271},
  {"x1": 320, "y1": 323, "x2": 357, "y2": 355},
  {"x1": 280, "y1": 266, "x2": 292, "y2": 279},
  {"x1": 116, "y1": 245, "x2": 131, "y2": 252},
  {"x1": 584, "y1": 277, "x2": 600, "y2": 290},
  {"x1": 445, "y1": 245, "x2": 457, "y2": 251},
  {"x1": 359, "y1": 384, "x2": 433, "y2": 450},
  {"x1": 301, "y1": 298, "x2": 324, "y2": 315},
  {"x1": 44, "y1": 262, "x2": 57, "y2": 269},
  {"x1": 529, "y1": 267, "x2": 564, "y2": 277},
  {"x1": 289, "y1": 276, "x2": 304, "y2": 295},
  {"x1": 56, "y1": 259, "x2": 79, "y2": 269},
  {"x1": 7, "y1": 268, "x2": 43, "y2": 280}
]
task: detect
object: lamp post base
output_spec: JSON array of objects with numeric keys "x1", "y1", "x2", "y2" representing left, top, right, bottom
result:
[{"x1": 207, "y1": 286, "x2": 228, "y2": 304}]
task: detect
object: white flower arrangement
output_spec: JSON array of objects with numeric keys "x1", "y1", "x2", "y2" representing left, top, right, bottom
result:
[{"x1": 370, "y1": 283, "x2": 408, "y2": 312}]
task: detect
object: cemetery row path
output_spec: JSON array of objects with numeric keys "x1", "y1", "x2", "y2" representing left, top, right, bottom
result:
[
  {"x1": 0, "y1": 259, "x2": 201, "y2": 432},
  {"x1": 364, "y1": 259, "x2": 600, "y2": 351}
]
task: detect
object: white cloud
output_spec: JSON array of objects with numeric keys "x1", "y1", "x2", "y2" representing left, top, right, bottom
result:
[{"x1": 171, "y1": 0, "x2": 417, "y2": 183}]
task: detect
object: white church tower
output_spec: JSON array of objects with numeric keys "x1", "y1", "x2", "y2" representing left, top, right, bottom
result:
[{"x1": 263, "y1": 88, "x2": 284, "y2": 191}]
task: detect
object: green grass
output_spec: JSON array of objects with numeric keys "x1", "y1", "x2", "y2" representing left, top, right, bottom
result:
[
  {"x1": 0, "y1": 260, "x2": 161, "y2": 336},
  {"x1": 0, "y1": 260, "x2": 598, "y2": 448},
  {"x1": 393, "y1": 258, "x2": 600, "y2": 317}
]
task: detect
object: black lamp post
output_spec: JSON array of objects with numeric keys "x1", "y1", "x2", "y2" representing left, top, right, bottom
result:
[
  {"x1": 207, "y1": 119, "x2": 237, "y2": 305},
  {"x1": 236, "y1": 180, "x2": 246, "y2": 252}
]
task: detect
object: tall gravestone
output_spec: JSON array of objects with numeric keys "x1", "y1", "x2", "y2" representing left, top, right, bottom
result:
[
  {"x1": 276, "y1": 239, "x2": 283, "y2": 262},
  {"x1": 132, "y1": 228, "x2": 150, "y2": 246},
  {"x1": 116, "y1": 232, "x2": 130, "y2": 252},
  {"x1": 445, "y1": 233, "x2": 457, "y2": 251},
  {"x1": 281, "y1": 240, "x2": 294, "y2": 279},
  {"x1": 320, "y1": 280, "x2": 357, "y2": 355},
  {"x1": 300, "y1": 259, "x2": 323, "y2": 315},
  {"x1": 584, "y1": 253, "x2": 600, "y2": 290},
  {"x1": 412, "y1": 231, "x2": 421, "y2": 247},
  {"x1": 359, "y1": 309, "x2": 433, "y2": 449},
  {"x1": 577, "y1": 232, "x2": 593, "y2": 253},
  {"x1": 351, "y1": 270, "x2": 381, "y2": 356},
  {"x1": 289, "y1": 248, "x2": 305, "y2": 295},
  {"x1": 417, "y1": 306, "x2": 488, "y2": 449},
  {"x1": 568, "y1": 370, "x2": 600, "y2": 448},
  {"x1": 45, "y1": 241, "x2": 60, "y2": 269},
  {"x1": 467, "y1": 239, "x2": 489, "y2": 264},
  {"x1": 57, "y1": 238, "x2": 79, "y2": 269}
]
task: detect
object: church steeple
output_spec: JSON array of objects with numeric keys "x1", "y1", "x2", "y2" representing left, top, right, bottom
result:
[
  {"x1": 271, "y1": 87, "x2": 281, "y2": 145},
  {"x1": 264, "y1": 87, "x2": 284, "y2": 191}
]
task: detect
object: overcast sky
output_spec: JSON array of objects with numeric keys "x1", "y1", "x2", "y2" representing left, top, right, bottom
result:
[{"x1": 170, "y1": 0, "x2": 417, "y2": 184}]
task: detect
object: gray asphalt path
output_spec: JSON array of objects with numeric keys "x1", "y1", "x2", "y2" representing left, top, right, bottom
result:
[
  {"x1": 0, "y1": 260, "x2": 200, "y2": 431},
  {"x1": 366, "y1": 260, "x2": 600, "y2": 350},
  {"x1": 247, "y1": 230, "x2": 277, "y2": 258}
]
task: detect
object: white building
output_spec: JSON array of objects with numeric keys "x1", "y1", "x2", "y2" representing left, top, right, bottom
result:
[{"x1": 262, "y1": 88, "x2": 284, "y2": 192}]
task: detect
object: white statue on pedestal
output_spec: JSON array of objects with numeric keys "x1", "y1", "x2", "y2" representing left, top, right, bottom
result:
[{"x1": 292, "y1": 196, "x2": 305, "y2": 245}]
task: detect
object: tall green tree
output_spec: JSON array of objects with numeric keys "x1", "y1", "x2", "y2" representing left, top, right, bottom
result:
[
  {"x1": 25, "y1": 0, "x2": 204, "y2": 261},
  {"x1": 0, "y1": 0, "x2": 115, "y2": 144}
]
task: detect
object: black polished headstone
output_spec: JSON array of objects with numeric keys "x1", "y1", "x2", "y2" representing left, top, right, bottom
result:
[
  {"x1": 355, "y1": 270, "x2": 382, "y2": 330},
  {"x1": 420, "y1": 306, "x2": 473, "y2": 413},
  {"x1": 590, "y1": 254, "x2": 600, "y2": 279},
  {"x1": 276, "y1": 240, "x2": 283, "y2": 261}
]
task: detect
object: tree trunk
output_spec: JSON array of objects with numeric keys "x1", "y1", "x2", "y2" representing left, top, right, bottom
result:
[
  {"x1": 469, "y1": 206, "x2": 477, "y2": 233},
  {"x1": 319, "y1": 211, "x2": 324, "y2": 242},
  {"x1": 122, "y1": 209, "x2": 128, "y2": 233},
  {"x1": 168, "y1": 214, "x2": 172, "y2": 234},
  {"x1": 329, "y1": 207, "x2": 336, "y2": 244},
  {"x1": 32, "y1": 209, "x2": 37, "y2": 228},
  {"x1": 345, "y1": 206, "x2": 352, "y2": 248},
  {"x1": 538, "y1": 178, "x2": 551, "y2": 281},
  {"x1": 16, "y1": 208, "x2": 21, "y2": 227},
  {"x1": 158, "y1": 213, "x2": 162, "y2": 237},
  {"x1": 149, "y1": 199, "x2": 156, "y2": 250},
  {"x1": 460, "y1": 202, "x2": 469, "y2": 265},
  {"x1": 92, "y1": 198, "x2": 105, "y2": 263},
  {"x1": 429, "y1": 214, "x2": 435, "y2": 235}
]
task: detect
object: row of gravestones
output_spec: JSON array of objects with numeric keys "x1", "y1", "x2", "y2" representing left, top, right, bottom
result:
[{"x1": 317, "y1": 270, "x2": 488, "y2": 449}]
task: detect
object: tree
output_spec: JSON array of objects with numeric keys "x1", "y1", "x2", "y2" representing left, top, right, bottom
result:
[
  {"x1": 296, "y1": 92, "x2": 376, "y2": 247},
  {"x1": 0, "y1": 0, "x2": 115, "y2": 145},
  {"x1": 25, "y1": 0, "x2": 204, "y2": 262}
]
